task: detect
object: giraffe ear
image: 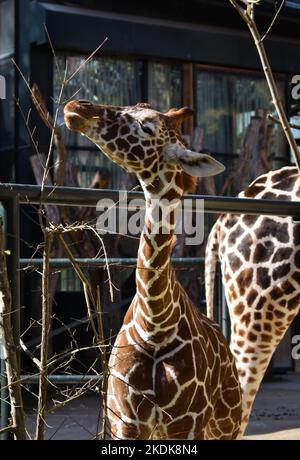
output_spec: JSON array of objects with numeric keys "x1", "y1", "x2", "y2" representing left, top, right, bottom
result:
[
  {"x1": 178, "y1": 149, "x2": 225, "y2": 177},
  {"x1": 165, "y1": 107, "x2": 194, "y2": 128}
]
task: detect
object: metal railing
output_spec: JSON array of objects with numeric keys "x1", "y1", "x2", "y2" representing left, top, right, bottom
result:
[
  {"x1": 2, "y1": 183, "x2": 300, "y2": 216},
  {"x1": 1, "y1": 182, "x2": 300, "y2": 438}
]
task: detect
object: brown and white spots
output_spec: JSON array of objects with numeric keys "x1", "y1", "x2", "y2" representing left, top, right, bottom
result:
[
  {"x1": 64, "y1": 100, "x2": 241, "y2": 440},
  {"x1": 205, "y1": 166, "x2": 300, "y2": 438}
]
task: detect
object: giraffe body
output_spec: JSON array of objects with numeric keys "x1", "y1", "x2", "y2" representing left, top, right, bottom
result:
[
  {"x1": 205, "y1": 166, "x2": 300, "y2": 436},
  {"x1": 108, "y1": 284, "x2": 241, "y2": 439},
  {"x1": 64, "y1": 100, "x2": 242, "y2": 439}
]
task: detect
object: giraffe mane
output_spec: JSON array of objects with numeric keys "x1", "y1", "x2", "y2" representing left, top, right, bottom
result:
[
  {"x1": 181, "y1": 172, "x2": 198, "y2": 194},
  {"x1": 172, "y1": 121, "x2": 198, "y2": 194}
]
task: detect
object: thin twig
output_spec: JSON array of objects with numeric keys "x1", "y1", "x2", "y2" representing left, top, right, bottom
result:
[
  {"x1": 35, "y1": 229, "x2": 52, "y2": 440},
  {"x1": 96, "y1": 285, "x2": 109, "y2": 440},
  {"x1": 229, "y1": 0, "x2": 300, "y2": 172},
  {"x1": 31, "y1": 84, "x2": 68, "y2": 188},
  {"x1": 261, "y1": 0, "x2": 285, "y2": 42},
  {"x1": 44, "y1": 23, "x2": 61, "y2": 77},
  {"x1": 0, "y1": 424, "x2": 16, "y2": 435},
  {"x1": 268, "y1": 113, "x2": 300, "y2": 131},
  {"x1": 20, "y1": 339, "x2": 41, "y2": 370},
  {"x1": 47, "y1": 359, "x2": 100, "y2": 414},
  {"x1": 40, "y1": 64, "x2": 68, "y2": 198},
  {"x1": 64, "y1": 37, "x2": 108, "y2": 85},
  {"x1": 0, "y1": 218, "x2": 27, "y2": 440}
]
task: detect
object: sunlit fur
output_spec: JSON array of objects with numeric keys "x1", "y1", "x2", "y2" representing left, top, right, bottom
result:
[
  {"x1": 64, "y1": 100, "x2": 242, "y2": 440},
  {"x1": 206, "y1": 166, "x2": 300, "y2": 436}
]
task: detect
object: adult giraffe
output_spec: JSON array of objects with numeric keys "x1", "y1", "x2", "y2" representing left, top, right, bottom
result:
[
  {"x1": 205, "y1": 165, "x2": 300, "y2": 437},
  {"x1": 64, "y1": 100, "x2": 242, "y2": 440}
]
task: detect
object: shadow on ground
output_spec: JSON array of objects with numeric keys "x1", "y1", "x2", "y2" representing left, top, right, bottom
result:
[
  {"x1": 25, "y1": 373, "x2": 300, "y2": 440},
  {"x1": 244, "y1": 373, "x2": 300, "y2": 440}
]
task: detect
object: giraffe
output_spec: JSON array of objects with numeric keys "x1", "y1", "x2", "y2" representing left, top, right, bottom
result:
[
  {"x1": 205, "y1": 165, "x2": 300, "y2": 437},
  {"x1": 64, "y1": 99, "x2": 242, "y2": 440}
]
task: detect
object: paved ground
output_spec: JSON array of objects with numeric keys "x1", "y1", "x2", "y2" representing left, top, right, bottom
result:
[
  {"x1": 26, "y1": 373, "x2": 300, "y2": 440},
  {"x1": 244, "y1": 373, "x2": 300, "y2": 440}
]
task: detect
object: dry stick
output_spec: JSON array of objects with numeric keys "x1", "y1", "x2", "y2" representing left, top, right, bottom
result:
[
  {"x1": 46, "y1": 357, "x2": 101, "y2": 416},
  {"x1": 268, "y1": 113, "x2": 300, "y2": 131},
  {"x1": 64, "y1": 37, "x2": 108, "y2": 85},
  {"x1": 0, "y1": 219, "x2": 27, "y2": 440},
  {"x1": 229, "y1": 0, "x2": 300, "y2": 172},
  {"x1": 96, "y1": 286, "x2": 109, "y2": 440},
  {"x1": 56, "y1": 232, "x2": 99, "y2": 339},
  {"x1": 48, "y1": 344, "x2": 106, "y2": 368},
  {"x1": 0, "y1": 424, "x2": 16, "y2": 436},
  {"x1": 35, "y1": 229, "x2": 52, "y2": 440},
  {"x1": 44, "y1": 24, "x2": 61, "y2": 77},
  {"x1": 260, "y1": 0, "x2": 285, "y2": 42},
  {"x1": 20, "y1": 339, "x2": 41, "y2": 370},
  {"x1": 55, "y1": 232, "x2": 110, "y2": 436},
  {"x1": 13, "y1": 38, "x2": 110, "y2": 437},
  {"x1": 31, "y1": 84, "x2": 68, "y2": 188},
  {"x1": 40, "y1": 66, "x2": 67, "y2": 198}
]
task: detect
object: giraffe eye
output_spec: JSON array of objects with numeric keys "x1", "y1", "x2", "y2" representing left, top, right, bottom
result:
[{"x1": 140, "y1": 124, "x2": 154, "y2": 136}]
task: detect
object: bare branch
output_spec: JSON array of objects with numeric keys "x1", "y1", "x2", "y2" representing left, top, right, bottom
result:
[
  {"x1": 261, "y1": 0, "x2": 285, "y2": 42},
  {"x1": 96, "y1": 286, "x2": 109, "y2": 439},
  {"x1": 20, "y1": 339, "x2": 41, "y2": 370},
  {"x1": 268, "y1": 113, "x2": 300, "y2": 131},
  {"x1": 64, "y1": 37, "x2": 108, "y2": 85},
  {"x1": 0, "y1": 424, "x2": 16, "y2": 436},
  {"x1": 229, "y1": 0, "x2": 300, "y2": 172},
  {"x1": 0, "y1": 219, "x2": 27, "y2": 439},
  {"x1": 35, "y1": 229, "x2": 52, "y2": 440}
]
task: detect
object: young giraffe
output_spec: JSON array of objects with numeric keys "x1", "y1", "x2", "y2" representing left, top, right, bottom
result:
[
  {"x1": 205, "y1": 165, "x2": 300, "y2": 437},
  {"x1": 64, "y1": 100, "x2": 242, "y2": 440}
]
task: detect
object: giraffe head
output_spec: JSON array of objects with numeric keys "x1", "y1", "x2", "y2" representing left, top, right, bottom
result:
[{"x1": 64, "y1": 100, "x2": 225, "y2": 194}]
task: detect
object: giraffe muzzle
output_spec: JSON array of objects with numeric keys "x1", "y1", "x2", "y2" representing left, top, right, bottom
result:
[
  {"x1": 64, "y1": 111, "x2": 87, "y2": 132},
  {"x1": 64, "y1": 100, "x2": 105, "y2": 131}
]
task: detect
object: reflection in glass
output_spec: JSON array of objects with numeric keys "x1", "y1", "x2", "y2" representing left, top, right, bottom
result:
[
  {"x1": 196, "y1": 71, "x2": 285, "y2": 159},
  {"x1": 54, "y1": 56, "x2": 143, "y2": 189},
  {"x1": 148, "y1": 62, "x2": 182, "y2": 112}
]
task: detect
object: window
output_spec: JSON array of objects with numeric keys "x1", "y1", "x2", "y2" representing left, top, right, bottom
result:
[
  {"x1": 0, "y1": 203, "x2": 6, "y2": 246},
  {"x1": 0, "y1": 0, "x2": 14, "y2": 58},
  {"x1": 148, "y1": 62, "x2": 182, "y2": 112},
  {"x1": 53, "y1": 55, "x2": 183, "y2": 291},
  {"x1": 54, "y1": 56, "x2": 183, "y2": 190},
  {"x1": 290, "y1": 115, "x2": 300, "y2": 164},
  {"x1": 0, "y1": 0, "x2": 15, "y2": 182},
  {"x1": 195, "y1": 69, "x2": 287, "y2": 192},
  {"x1": 54, "y1": 56, "x2": 143, "y2": 189},
  {"x1": 0, "y1": 59, "x2": 14, "y2": 150}
]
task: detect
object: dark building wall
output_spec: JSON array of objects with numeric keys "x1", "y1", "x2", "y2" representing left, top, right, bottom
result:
[{"x1": 30, "y1": 1, "x2": 300, "y2": 74}]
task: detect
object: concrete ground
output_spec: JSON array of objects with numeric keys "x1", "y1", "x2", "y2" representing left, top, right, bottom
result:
[
  {"x1": 244, "y1": 373, "x2": 300, "y2": 440},
  {"x1": 25, "y1": 373, "x2": 300, "y2": 440}
]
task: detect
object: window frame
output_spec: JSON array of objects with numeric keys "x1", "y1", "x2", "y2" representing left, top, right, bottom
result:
[{"x1": 194, "y1": 63, "x2": 290, "y2": 164}]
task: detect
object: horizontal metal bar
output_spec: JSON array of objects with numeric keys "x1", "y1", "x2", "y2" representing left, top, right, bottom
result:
[
  {"x1": 19, "y1": 257, "x2": 204, "y2": 269},
  {"x1": 20, "y1": 374, "x2": 102, "y2": 385},
  {"x1": 0, "y1": 182, "x2": 295, "y2": 218},
  {"x1": 1, "y1": 183, "x2": 300, "y2": 217}
]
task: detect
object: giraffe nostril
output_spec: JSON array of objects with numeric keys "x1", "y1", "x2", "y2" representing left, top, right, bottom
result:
[{"x1": 77, "y1": 99, "x2": 92, "y2": 105}]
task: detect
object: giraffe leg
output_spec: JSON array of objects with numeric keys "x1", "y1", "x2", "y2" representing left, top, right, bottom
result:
[
  {"x1": 234, "y1": 362, "x2": 271, "y2": 438},
  {"x1": 230, "y1": 330, "x2": 277, "y2": 437},
  {"x1": 205, "y1": 363, "x2": 242, "y2": 440},
  {"x1": 108, "y1": 417, "x2": 152, "y2": 440},
  {"x1": 205, "y1": 404, "x2": 241, "y2": 440}
]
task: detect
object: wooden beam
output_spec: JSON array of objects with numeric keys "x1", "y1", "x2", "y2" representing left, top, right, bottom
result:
[{"x1": 183, "y1": 63, "x2": 194, "y2": 142}]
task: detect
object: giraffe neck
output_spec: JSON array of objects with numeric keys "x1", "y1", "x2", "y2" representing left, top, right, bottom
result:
[{"x1": 133, "y1": 169, "x2": 184, "y2": 341}]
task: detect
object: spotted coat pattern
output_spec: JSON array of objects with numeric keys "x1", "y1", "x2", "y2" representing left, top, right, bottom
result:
[
  {"x1": 205, "y1": 166, "x2": 300, "y2": 437},
  {"x1": 64, "y1": 100, "x2": 242, "y2": 440}
]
